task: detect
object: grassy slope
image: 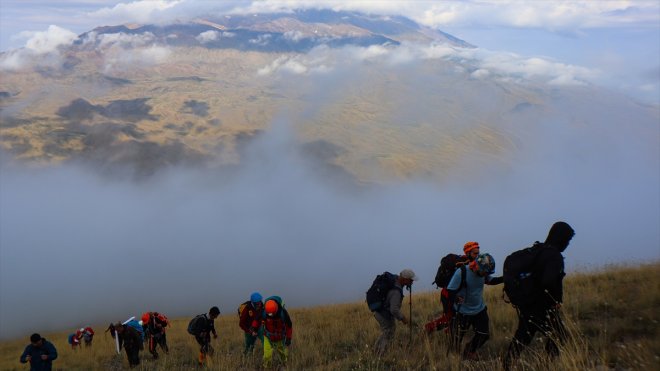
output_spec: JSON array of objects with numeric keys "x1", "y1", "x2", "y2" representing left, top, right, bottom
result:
[{"x1": 0, "y1": 263, "x2": 657, "y2": 370}]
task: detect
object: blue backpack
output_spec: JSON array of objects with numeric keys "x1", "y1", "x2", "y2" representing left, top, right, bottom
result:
[{"x1": 124, "y1": 319, "x2": 144, "y2": 341}]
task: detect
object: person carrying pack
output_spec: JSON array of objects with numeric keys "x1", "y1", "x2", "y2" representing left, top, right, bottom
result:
[
  {"x1": 188, "y1": 306, "x2": 220, "y2": 366},
  {"x1": 238, "y1": 292, "x2": 264, "y2": 355},
  {"x1": 255, "y1": 296, "x2": 292, "y2": 369},
  {"x1": 503, "y1": 221, "x2": 575, "y2": 370},
  {"x1": 425, "y1": 244, "x2": 475, "y2": 333},
  {"x1": 67, "y1": 332, "x2": 81, "y2": 349},
  {"x1": 76, "y1": 327, "x2": 95, "y2": 347},
  {"x1": 113, "y1": 320, "x2": 144, "y2": 368},
  {"x1": 141, "y1": 312, "x2": 169, "y2": 359},
  {"x1": 19, "y1": 333, "x2": 58, "y2": 371},
  {"x1": 368, "y1": 269, "x2": 417, "y2": 356},
  {"x1": 447, "y1": 250, "x2": 502, "y2": 361}
]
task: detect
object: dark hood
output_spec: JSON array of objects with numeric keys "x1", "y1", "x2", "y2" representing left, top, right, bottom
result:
[{"x1": 545, "y1": 221, "x2": 575, "y2": 252}]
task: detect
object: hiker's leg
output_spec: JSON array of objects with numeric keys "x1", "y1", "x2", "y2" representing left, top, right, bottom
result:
[
  {"x1": 374, "y1": 311, "x2": 395, "y2": 355},
  {"x1": 244, "y1": 332, "x2": 257, "y2": 354},
  {"x1": 543, "y1": 308, "x2": 566, "y2": 357},
  {"x1": 450, "y1": 313, "x2": 468, "y2": 353},
  {"x1": 161, "y1": 333, "x2": 169, "y2": 353},
  {"x1": 504, "y1": 309, "x2": 539, "y2": 369},
  {"x1": 150, "y1": 335, "x2": 159, "y2": 358},
  {"x1": 263, "y1": 337, "x2": 274, "y2": 368},
  {"x1": 465, "y1": 307, "x2": 490, "y2": 356},
  {"x1": 276, "y1": 340, "x2": 288, "y2": 364}
]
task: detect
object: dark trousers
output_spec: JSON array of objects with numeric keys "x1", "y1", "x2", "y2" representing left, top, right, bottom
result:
[
  {"x1": 148, "y1": 332, "x2": 168, "y2": 358},
  {"x1": 450, "y1": 307, "x2": 490, "y2": 357},
  {"x1": 125, "y1": 345, "x2": 140, "y2": 367},
  {"x1": 195, "y1": 334, "x2": 214, "y2": 355},
  {"x1": 504, "y1": 307, "x2": 566, "y2": 369}
]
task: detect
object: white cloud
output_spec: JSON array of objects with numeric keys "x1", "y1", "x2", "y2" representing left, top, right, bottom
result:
[
  {"x1": 103, "y1": 44, "x2": 171, "y2": 73},
  {"x1": 196, "y1": 30, "x2": 219, "y2": 43},
  {"x1": 0, "y1": 25, "x2": 77, "y2": 71},
  {"x1": 88, "y1": 0, "x2": 184, "y2": 24},
  {"x1": 284, "y1": 30, "x2": 305, "y2": 42},
  {"x1": 256, "y1": 41, "x2": 599, "y2": 86},
  {"x1": 249, "y1": 34, "x2": 272, "y2": 46},
  {"x1": 18, "y1": 25, "x2": 78, "y2": 54}
]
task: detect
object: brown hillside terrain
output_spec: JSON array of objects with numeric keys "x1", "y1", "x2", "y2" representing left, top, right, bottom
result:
[{"x1": 0, "y1": 263, "x2": 657, "y2": 370}]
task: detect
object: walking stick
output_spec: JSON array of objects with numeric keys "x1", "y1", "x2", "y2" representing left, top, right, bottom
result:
[{"x1": 408, "y1": 285, "x2": 413, "y2": 345}]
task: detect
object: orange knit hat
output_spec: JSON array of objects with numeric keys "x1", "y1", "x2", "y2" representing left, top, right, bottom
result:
[{"x1": 463, "y1": 241, "x2": 480, "y2": 254}]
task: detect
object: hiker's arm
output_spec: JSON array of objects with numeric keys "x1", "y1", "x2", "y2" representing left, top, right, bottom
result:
[
  {"x1": 19, "y1": 346, "x2": 30, "y2": 363},
  {"x1": 46, "y1": 342, "x2": 58, "y2": 361},
  {"x1": 387, "y1": 289, "x2": 405, "y2": 321}
]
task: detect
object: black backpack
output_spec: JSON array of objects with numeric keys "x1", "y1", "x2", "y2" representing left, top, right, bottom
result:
[
  {"x1": 503, "y1": 242, "x2": 545, "y2": 307},
  {"x1": 433, "y1": 254, "x2": 468, "y2": 288},
  {"x1": 366, "y1": 272, "x2": 401, "y2": 312},
  {"x1": 187, "y1": 314, "x2": 206, "y2": 336}
]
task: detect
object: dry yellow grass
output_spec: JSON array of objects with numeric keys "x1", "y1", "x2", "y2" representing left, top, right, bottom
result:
[{"x1": 0, "y1": 263, "x2": 658, "y2": 370}]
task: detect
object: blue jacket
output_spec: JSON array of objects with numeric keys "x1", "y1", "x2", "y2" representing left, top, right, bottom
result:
[{"x1": 20, "y1": 339, "x2": 58, "y2": 371}]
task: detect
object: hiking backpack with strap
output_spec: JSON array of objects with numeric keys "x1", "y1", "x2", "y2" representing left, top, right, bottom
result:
[
  {"x1": 124, "y1": 319, "x2": 144, "y2": 341},
  {"x1": 503, "y1": 241, "x2": 546, "y2": 307},
  {"x1": 433, "y1": 253, "x2": 468, "y2": 288},
  {"x1": 366, "y1": 272, "x2": 401, "y2": 312},
  {"x1": 187, "y1": 314, "x2": 206, "y2": 336},
  {"x1": 238, "y1": 301, "x2": 251, "y2": 317}
]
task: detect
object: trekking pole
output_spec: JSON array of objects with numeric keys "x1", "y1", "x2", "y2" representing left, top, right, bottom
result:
[{"x1": 408, "y1": 285, "x2": 413, "y2": 345}]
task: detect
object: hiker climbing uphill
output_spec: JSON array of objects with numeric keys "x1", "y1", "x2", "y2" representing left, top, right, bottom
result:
[
  {"x1": 141, "y1": 311, "x2": 169, "y2": 359},
  {"x1": 447, "y1": 251, "x2": 502, "y2": 360},
  {"x1": 112, "y1": 320, "x2": 143, "y2": 368},
  {"x1": 187, "y1": 306, "x2": 219, "y2": 366},
  {"x1": 256, "y1": 296, "x2": 292, "y2": 368},
  {"x1": 426, "y1": 243, "x2": 476, "y2": 333},
  {"x1": 503, "y1": 221, "x2": 575, "y2": 369},
  {"x1": 238, "y1": 292, "x2": 264, "y2": 355},
  {"x1": 367, "y1": 269, "x2": 418, "y2": 356},
  {"x1": 19, "y1": 333, "x2": 58, "y2": 371}
]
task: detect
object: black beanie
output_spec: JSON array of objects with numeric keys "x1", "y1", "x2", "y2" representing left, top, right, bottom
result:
[
  {"x1": 545, "y1": 221, "x2": 575, "y2": 252},
  {"x1": 30, "y1": 333, "x2": 41, "y2": 343}
]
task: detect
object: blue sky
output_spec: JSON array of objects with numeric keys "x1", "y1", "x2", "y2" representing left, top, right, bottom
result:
[{"x1": 1, "y1": 0, "x2": 657, "y2": 103}]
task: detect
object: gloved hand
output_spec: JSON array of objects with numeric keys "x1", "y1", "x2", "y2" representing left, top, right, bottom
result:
[{"x1": 284, "y1": 339, "x2": 291, "y2": 346}]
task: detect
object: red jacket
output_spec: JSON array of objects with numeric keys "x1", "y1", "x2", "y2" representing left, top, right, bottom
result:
[
  {"x1": 253, "y1": 309, "x2": 292, "y2": 342},
  {"x1": 239, "y1": 302, "x2": 262, "y2": 333}
]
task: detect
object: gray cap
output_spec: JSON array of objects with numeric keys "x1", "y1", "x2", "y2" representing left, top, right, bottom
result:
[{"x1": 399, "y1": 268, "x2": 418, "y2": 281}]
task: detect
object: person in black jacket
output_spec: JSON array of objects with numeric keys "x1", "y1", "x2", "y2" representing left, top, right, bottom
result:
[
  {"x1": 113, "y1": 322, "x2": 144, "y2": 368},
  {"x1": 504, "y1": 221, "x2": 575, "y2": 369},
  {"x1": 19, "y1": 334, "x2": 58, "y2": 371},
  {"x1": 190, "y1": 306, "x2": 220, "y2": 366}
]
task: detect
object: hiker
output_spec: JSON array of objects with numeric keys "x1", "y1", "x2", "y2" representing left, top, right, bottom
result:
[
  {"x1": 239, "y1": 292, "x2": 264, "y2": 354},
  {"x1": 76, "y1": 327, "x2": 95, "y2": 347},
  {"x1": 447, "y1": 252, "x2": 502, "y2": 360},
  {"x1": 19, "y1": 333, "x2": 58, "y2": 371},
  {"x1": 370, "y1": 269, "x2": 418, "y2": 356},
  {"x1": 256, "y1": 296, "x2": 292, "y2": 368},
  {"x1": 67, "y1": 332, "x2": 81, "y2": 349},
  {"x1": 188, "y1": 306, "x2": 220, "y2": 366},
  {"x1": 426, "y1": 243, "x2": 477, "y2": 333},
  {"x1": 141, "y1": 312, "x2": 169, "y2": 359},
  {"x1": 503, "y1": 221, "x2": 575, "y2": 369},
  {"x1": 112, "y1": 321, "x2": 144, "y2": 368}
]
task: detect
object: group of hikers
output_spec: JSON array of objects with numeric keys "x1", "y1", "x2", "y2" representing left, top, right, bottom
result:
[
  {"x1": 368, "y1": 221, "x2": 575, "y2": 370},
  {"x1": 19, "y1": 221, "x2": 574, "y2": 370}
]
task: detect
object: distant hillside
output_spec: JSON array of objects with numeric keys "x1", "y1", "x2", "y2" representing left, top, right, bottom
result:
[
  {"x1": 0, "y1": 9, "x2": 657, "y2": 183},
  {"x1": 0, "y1": 264, "x2": 657, "y2": 370}
]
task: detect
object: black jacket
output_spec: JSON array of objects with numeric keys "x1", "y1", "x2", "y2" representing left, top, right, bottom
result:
[{"x1": 531, "y1": 221, "x2": 575, "y2": 309}]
